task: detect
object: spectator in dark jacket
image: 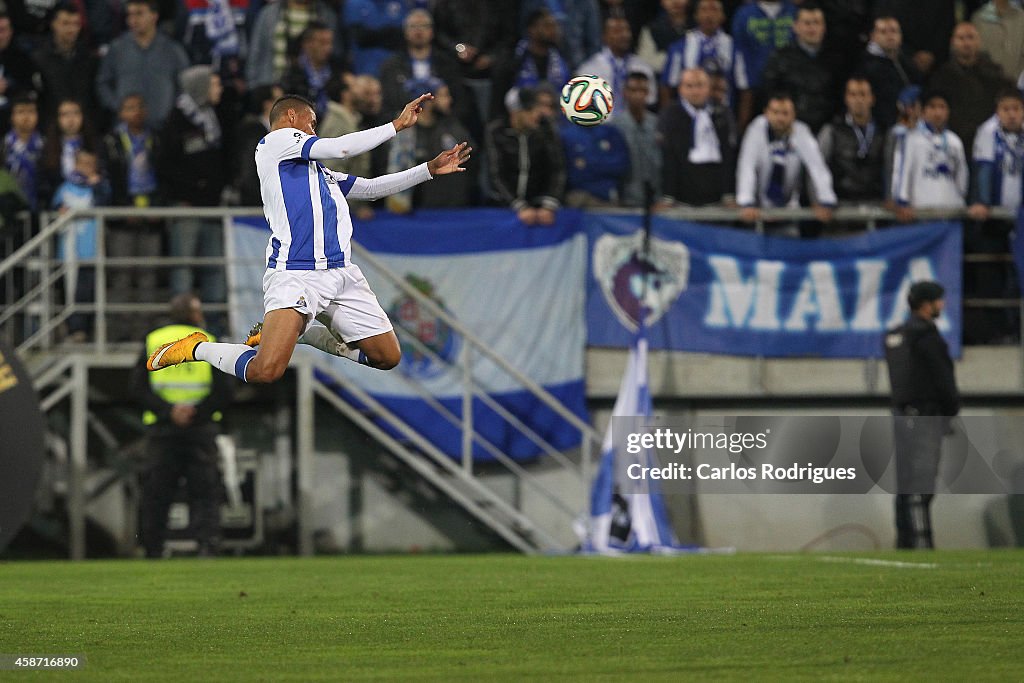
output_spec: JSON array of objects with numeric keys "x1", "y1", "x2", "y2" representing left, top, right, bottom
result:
[
  {"x1": 490, "y1": 9, "x2": 571, "y2": 123},
  {"x1": 1, "y1": 94, "x2": 44, "y2": 211},
  {"x1": 858, "y1": 15, "x2": 924, "y2": 131},
  {"x1": 817, "y1": 77, "x2": 886, "y2": 203},
  {"x1": 432, "y1": 0, "x2": 513, "y2": 83},
  {"x1": 519, "y1": 0, "x2": 601, "y2": 70},
  {"x1": 159, "y1": 65, "x2": 227, "y2": 323},
  {"x1": 404, "y1": 78, "x2": 476, "y2": 209},
  {"x1": 486, "y1": 86, "x2": 565, "y2": 225},
  {"x1": 816, "y1": 0, "x2": 874, "y2": 87},
  {"x1": 379, "y1": 10, "x2": 476, "y2": 136},
  {"x1": 0, "y1": 13, "x2": 42, "y2": 137},
  {"x1": 658, "y1": 67, "x2": 736, "y2": 207},
  {"x1": 930, "y1": 21, "x2": 1014, "y2": 160},
  {"x1": 230, "y1": 85, "x2": 280, "y2": 208},
  {"x1": 279, "y1": 22, "x2": 342, "y2": 118},
  {"x1": 31, "y1": 3, "x2": 98, "y2": 125},
  {"x1": 760, "y1": 3, "x2": 837, "y2": 133},
  {"x1": 103, "y1": 95, "x2": 159, "y2": 208},
  {"x1": 876, "y1": 0, "x2": 957, "y2": 76},
  {"x1": 159, "y1": 66, "x2": 226, "y2": 208}
]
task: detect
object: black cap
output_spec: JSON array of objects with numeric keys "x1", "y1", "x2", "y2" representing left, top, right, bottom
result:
[{"x1": 908, "y1": 281, "x2": 945, "y2": 310}]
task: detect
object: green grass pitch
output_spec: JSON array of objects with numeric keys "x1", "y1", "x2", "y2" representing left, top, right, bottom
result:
[{"x1": 1, "y1": 551, "x2": 1021, "y2": 681}]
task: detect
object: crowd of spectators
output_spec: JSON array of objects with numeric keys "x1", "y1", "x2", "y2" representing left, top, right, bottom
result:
[{"x1": 0, "y1": 0, "x2": 1020, "y2": 342}]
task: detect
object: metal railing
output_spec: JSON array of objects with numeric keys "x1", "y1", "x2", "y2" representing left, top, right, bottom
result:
[
  {"x1": 1, "y1": 206, "x2": 604, "y2": 556},
  {"x1": 3, "y1": 204, "x2": 1022, "y2": 556}
]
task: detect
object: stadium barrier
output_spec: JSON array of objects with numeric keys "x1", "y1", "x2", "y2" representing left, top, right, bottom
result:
[{"x1": 1, "y1": 205, "x2": 1020, "y2": 558}]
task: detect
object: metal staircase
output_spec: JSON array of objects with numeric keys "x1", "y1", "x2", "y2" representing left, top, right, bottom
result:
[{"x1": 1, "y1": 207, "x2": 601, "y2": 558}]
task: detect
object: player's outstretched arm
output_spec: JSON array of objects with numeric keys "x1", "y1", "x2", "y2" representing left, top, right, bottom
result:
[
  {"x1": 344, "y1": 143, "x2": 472, "y2": 200},
  {"x1": 426, "y1": 142, "x2": 472, "y2": 176},
  {"x1": 393, "y1": 93, "x2": 434, "y2": 132},
  {"x1": 305, "y1": 123, "x2": 397, "y2": 161},
  {"x1": 301, "y1": 94, "x2": 436, "y2": 161}
]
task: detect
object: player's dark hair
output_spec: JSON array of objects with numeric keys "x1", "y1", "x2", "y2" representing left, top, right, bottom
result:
[
  {"x1": 270, "y1": 94, "x2": 317, "y2": 123},
  {"x1": 626, "y1": 70, "x2": 650, "y2": 82}
]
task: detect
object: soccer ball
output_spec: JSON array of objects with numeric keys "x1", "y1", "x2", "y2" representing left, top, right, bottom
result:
[{"x1": 560, "y1": 75, "x2": 614, "y2": 127}]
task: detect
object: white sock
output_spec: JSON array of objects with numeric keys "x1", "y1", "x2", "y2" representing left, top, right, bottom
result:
[
  {"x1": 194, "y1": 342, "x2": 257, "y2": 381},
  {"x1": 300, "y1": 323, "x2": 367, "y2": 364}
]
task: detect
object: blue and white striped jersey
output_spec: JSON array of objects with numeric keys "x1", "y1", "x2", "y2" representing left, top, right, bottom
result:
[
  {"x1": 256, "y1": 127, "x2": 363, "y2": 270},
  {"x1": 255, "y1": 123, "x2": 432, "y2": 271}
]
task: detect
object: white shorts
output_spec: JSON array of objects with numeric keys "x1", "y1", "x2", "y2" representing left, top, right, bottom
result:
[{"x1": 262, "y1": 265, "x2": 393, "y2": 343}]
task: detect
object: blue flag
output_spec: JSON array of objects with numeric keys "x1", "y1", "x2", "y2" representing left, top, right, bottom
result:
[{"x1": 580, "y1": 325, "x2": 684, "y2": 553}]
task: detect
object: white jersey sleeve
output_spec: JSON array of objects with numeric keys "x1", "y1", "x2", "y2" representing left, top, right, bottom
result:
[
  {"x1": 345, "y1": 163, "x2": 433, "y2": 200},
  {"x1": 257, "y1": 124, "x2": 397, "y2": 165}
]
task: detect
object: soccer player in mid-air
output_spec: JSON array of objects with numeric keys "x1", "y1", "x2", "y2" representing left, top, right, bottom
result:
[{"x1": 146, "y1": 92, "x2": 471, "y2": 382}]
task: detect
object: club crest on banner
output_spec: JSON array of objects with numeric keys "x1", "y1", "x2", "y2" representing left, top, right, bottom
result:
[
  {"x1": 593, "y1": 232, "x2": 690, "y2": 330},
  {"x1": 387, "y1": 274, "x2": 461, "y2": 380}
]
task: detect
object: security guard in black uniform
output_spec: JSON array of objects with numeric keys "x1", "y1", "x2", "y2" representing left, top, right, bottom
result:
[
  {"x1": 884, "y1": 281, "x2": 960, "y2": 549},
  {"x1": 133, "y1": 293, "x2": 231, "y2": 558}
]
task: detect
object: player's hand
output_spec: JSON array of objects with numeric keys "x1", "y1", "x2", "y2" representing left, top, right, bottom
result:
[
  {"x1": 393, "y1": 93, "x2": 434, "y2": 131},
  {"x1": 426, "y1": 142, "x2": 472, "y2": 176},
  {"x1": 813, "y1": 205, "x2": 834, "y2": 223}
]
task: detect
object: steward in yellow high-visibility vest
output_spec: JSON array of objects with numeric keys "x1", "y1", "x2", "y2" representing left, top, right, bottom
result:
[
  {"x1": 142, "y1": 323, "x2": 222, "y2": 425},
  {"x1": 132, "y1": 293, "x2": 232, "y2": 558}
]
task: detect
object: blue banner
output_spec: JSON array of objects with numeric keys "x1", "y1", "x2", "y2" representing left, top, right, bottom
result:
[
  {"x1": 587, "y1": 217, "x2": 962, "y2": 358},
  {"x1": 228, "y1": 210, "x2": 590, "y2": 461}
]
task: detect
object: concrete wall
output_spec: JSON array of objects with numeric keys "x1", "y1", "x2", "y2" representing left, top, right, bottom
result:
[
  {"x1": 588, "y1": 402, "x2": 1024, "y2": 552},
  {"x1": 586, "y1": 347, "x2": 1024, "y2": 398}
]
